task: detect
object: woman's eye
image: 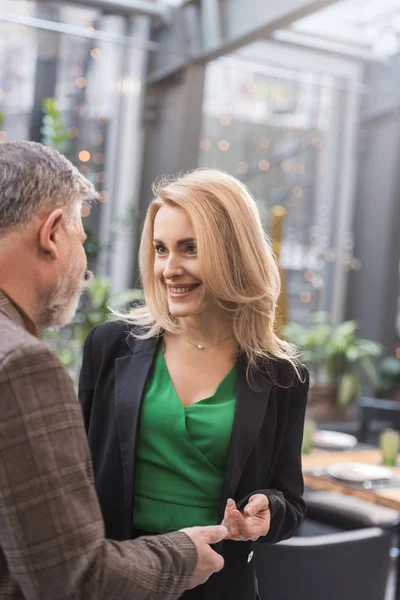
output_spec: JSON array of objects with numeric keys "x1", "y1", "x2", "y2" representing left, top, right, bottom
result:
[
  {"x1": 186, "y1": 244, "x2": 197, "y2": 254},
  {"x1": 155, "y1": 244, "x2": 167, "y2": 255}
]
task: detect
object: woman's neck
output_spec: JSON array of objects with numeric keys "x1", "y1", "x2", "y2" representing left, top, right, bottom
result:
[{"x1": 175, "y1": 312, "x2": 233, "y2": 346}]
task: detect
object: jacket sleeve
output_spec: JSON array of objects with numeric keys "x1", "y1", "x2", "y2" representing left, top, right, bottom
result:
[
  {"x1": 237, "y1": 368, "x2": 309, "y2": 544},
  {"x1": 0, "y1": 343, "x2": 197, "y2": 600}
]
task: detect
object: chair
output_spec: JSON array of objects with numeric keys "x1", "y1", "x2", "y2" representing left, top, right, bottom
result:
[
  {"x1": 358, "y1": 397, "x2": 400, "y2": 443},
  {"x1": 254, "y1": 527, "x2": 392, "y2": 600},
  {"x1": 304, "y1": 490, "x2": 400, "y2": 531}
]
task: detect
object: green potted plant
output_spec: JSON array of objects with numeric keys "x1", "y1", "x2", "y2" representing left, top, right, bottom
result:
[
  {"x1": 41, "y1": 98, "x2": 71, "y2": 154},
  {"x1": 376, "y1": 356, "x2": 400, "y2": 401},
  {"x1": 283, "y1": 312, "x2": 382, "y2": 421},
  {"x1": 74, "y1": 277, "x2": 144, "y2": 343}
]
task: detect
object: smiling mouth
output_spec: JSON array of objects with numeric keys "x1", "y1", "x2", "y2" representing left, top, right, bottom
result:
[{"x1": 169, "y1": 284, "x2": 199, "y2": 295}]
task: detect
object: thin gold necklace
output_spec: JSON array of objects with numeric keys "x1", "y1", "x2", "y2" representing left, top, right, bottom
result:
[{"x1": 177, "y1": 330, "x2": 233, "y2": 351}]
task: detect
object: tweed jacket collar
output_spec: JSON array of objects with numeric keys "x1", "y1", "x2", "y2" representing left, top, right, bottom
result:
[{"x1": 0, "y1": 289, "x2": 40, "y2": 338}]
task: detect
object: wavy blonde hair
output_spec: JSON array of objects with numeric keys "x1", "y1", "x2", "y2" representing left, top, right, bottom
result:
[{"x1": 119, "y1": 169, "x2": 300, "y2": 381}]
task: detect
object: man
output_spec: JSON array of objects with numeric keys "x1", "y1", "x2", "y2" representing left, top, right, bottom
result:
[{"x1": 0, "y1": 141, "x2": 226, "y2": 599}]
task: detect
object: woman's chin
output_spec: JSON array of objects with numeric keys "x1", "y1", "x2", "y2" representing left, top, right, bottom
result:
[{"x1": 168, "y1": 301, "x2": 201, "y2": 318}]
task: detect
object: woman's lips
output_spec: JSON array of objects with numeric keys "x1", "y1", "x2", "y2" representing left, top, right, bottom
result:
[{"x1": 168, "y1": 283, "x2": 200, "y2": 297}]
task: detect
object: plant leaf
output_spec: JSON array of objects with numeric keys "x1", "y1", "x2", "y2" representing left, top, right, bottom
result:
[
  {"x1": 338, "y1": 372, "x2": 358, "y2": 407},
  {"x1": 359, "y1": 356, "x2": 379, "y2": 385}
]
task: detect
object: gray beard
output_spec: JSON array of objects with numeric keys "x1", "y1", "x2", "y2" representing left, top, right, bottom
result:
[{"x1": 38, "y1": 270, "x2": 93, "y2": 330}]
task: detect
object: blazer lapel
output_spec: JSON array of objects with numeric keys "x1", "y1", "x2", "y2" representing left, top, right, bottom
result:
[
  {"x1": 218, "y1": 356, "x2": 272, "y2": 521},
  {"x1": 114, "y1": 334, "x2": 160, "y2": 538}
]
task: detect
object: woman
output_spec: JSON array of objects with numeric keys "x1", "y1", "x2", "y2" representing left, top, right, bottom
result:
[{"x1": 79, "y1": 169, "x2": 309, "y2": 599}]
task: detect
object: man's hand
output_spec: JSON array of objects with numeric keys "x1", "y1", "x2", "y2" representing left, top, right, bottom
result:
[
  {"x1": 221, "y1": 495, "x2": 270, "y2": 541},
  {"x1": 180, "y1": 525, "x2": 227, "y2": 588}
]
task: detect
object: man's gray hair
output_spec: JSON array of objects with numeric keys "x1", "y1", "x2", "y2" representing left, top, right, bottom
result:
[{"x1": 0, "y1": 141, "x2": 98, "y2": 232}]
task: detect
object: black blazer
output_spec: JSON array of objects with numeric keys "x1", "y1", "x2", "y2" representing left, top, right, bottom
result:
[{"x1": 79, "y1": 320, "x2": 309, "y2": 600}]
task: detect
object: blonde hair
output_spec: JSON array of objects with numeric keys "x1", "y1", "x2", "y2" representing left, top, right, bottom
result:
[{"x1": 118, "y1": 169, "x2": 300, "y2": 383}]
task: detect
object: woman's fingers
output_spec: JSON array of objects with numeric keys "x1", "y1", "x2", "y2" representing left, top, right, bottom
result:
[
  {"x1": 244, "y1": 494, "x2": 269, "y2": 517},
  {"x1": 221, "y1": 496, "x2": 271, "y2": 541},
  {"x1": 222, "y1": 499, "x2": 241, "y2": 538}
]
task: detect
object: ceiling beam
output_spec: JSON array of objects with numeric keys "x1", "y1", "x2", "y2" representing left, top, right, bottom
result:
[
  {"x1": 148, "y1": 0, "x2": 343, "y2": 84},
  {"x1": 40, "y1": 0, "x2": 167, "y2": 18}
]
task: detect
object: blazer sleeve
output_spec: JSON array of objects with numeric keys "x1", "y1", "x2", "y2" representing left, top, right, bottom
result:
[
  {"x1": 0, "y1": 342, "x2": 197, "y2": 600},
  {"x1": 79, "y1": 325, "x2": 97, "y2": 432},
  {"x1": 237, "y1": 368, "x2": 309, "y2": 544}
]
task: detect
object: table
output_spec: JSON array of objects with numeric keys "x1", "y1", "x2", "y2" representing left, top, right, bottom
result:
[
  {"x1": 303, "y1": 447, "x2": 400, "y2": 600},
  {"x1": 302, "y1": 448, "x2": 400, "y2": 511}
]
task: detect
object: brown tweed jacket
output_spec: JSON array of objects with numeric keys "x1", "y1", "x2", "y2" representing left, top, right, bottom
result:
[{"x1": 0, "y1": 291, "x2": 197, "y2": 599}]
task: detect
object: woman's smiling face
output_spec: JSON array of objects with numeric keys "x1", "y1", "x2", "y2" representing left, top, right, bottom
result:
[{"x1": 153, "y1": 204, "x2": 213, "y2": 318}]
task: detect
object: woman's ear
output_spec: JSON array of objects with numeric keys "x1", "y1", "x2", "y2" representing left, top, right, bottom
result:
[{"x1": 38, "y1": 208, "x2": 65, "y2": 259}]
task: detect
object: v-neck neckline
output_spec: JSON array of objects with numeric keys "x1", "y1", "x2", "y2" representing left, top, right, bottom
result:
[{"x1": 159, "y1": 350, "x2": 236, "y2": 409}]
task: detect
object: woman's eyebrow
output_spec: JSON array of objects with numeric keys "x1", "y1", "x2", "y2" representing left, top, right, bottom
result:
[{"x1": 153, "y1": 238, "x2": 196, "y2": 245}]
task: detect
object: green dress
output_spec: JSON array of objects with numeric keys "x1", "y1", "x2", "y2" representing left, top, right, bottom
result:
[{"x1": 133, "y1": 348, "x2": 237, "y2": 533}]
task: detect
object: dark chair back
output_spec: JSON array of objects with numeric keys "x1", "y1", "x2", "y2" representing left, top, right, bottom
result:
[
  {"x1": 358, "y1": 396, "x2": 400, "y2": 443},
  {"x1": 254, "y1": 527, "x2": 392, "y2": 600}
]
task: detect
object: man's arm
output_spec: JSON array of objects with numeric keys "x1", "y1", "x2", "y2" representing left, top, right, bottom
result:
[{"x1": 0, "y1": 343, "x2": 198, "y2": 600}]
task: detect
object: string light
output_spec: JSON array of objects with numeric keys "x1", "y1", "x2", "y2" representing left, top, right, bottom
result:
[
  {"x1": 258, "y1": 137, "x2": 270, "y2": 149},
  {"x1": 99, "y1": 191, "x2": 109, "y2": 203},
  {"x1": 218, "y1": 139, "x2": 230, "y2": 151},
  {"x1": 219, "y1": 115, "x2": 232, "y2": 126},
  {"x1": 96, "y1": 172, "x2": 107, "y2": 183},
  {"x1": 81, "y1": 205, "x2": 91, "y2": 218},
  {"x1": 73, "y1": 105, "x2": 84, "y2": 117},
  {"x1": 68, "y1": 126, "x2": 79, "y2": 138},
  {"x1": 300, "y1": 291, "x2": 312, "y2": 303},
  {"x1": 281, "y1": 160, "x2": 293, "y2": 173},
  {"x1": 75, "y1": 77, "x2": 87, "y2": 89},
  {"x1": 91, "y1": 134, "x2": 103, "y2": 145},
  {"x1": 292, "y1": 186, "x2": 303, "y2": 198},
  {"x1": 93, "y1": 153, "x2": 105, "y2": 165},
  {"x1": 79, "y1": 150, "x2": 91, "y2": 162},
  {"x1": 258, "y1": 160, "x2": 270, "y2": 172},
  {"x1": 90, "y1": 48, "x2": 101, "y2": 59},
  {"x1": 304, "y1": 270, "x2": 315, "y2": 282},
  {"x1": 199, "y1": 139, "x2": 212, "y2": 151},
  {"x1": 236, "y1": 161, "x2": 249, "y2": 174},
  {"x1": 0, "y1": 131, "x2": 8, "y2": 142},
  {"x1": 97, "y1": 117, "x2": 108, "y2": 126},
  {"x1": 312, "y1": 137, "x2": 323, "y2": 149}
]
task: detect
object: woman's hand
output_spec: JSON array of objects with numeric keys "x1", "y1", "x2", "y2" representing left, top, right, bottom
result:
[{"x1": 221, "y1": 495, "x2": 270, "y2": 541}]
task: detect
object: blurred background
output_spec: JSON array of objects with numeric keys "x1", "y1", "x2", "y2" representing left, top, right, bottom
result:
[{"x1": 1, "y1": 0, "x2": 400, "y2": 417}]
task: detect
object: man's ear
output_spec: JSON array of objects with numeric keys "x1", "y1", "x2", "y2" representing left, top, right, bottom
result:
[{"x1": 38, "y1": 209, "x2": 66, "y2": 259}]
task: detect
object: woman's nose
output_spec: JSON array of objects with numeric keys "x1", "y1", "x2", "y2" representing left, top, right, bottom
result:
[{"x1": 163, "y1": 253, "x2": 184, "y2": 280}]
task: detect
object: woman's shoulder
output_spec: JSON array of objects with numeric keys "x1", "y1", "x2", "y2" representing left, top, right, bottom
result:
[
  {"x1": 259, "y1": 357, "x2": 309, "y2": 390},
  {"x1": 88, "y1": 320, "x2": 158, "y2": 355},
  {"x1": 90, "y1": 319, "x2": 133, "y2": 344}
]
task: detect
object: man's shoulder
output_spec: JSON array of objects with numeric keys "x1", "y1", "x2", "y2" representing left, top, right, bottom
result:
[{"x1": 0, "y1": 317, "x2": 57, "y2": 370}]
